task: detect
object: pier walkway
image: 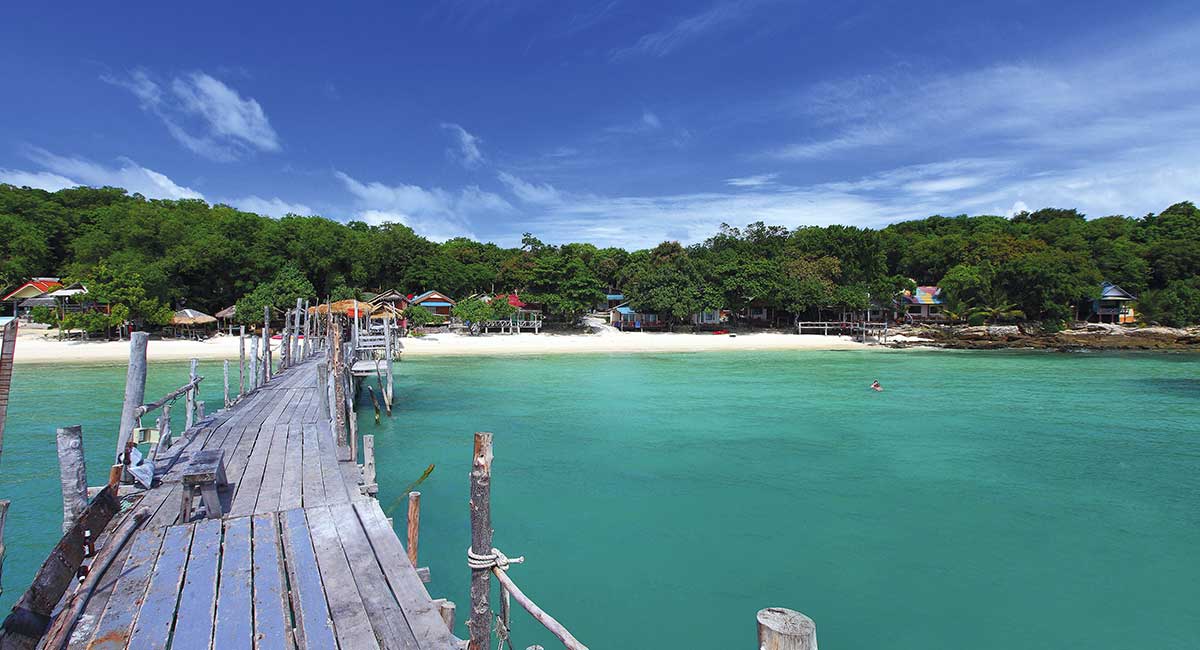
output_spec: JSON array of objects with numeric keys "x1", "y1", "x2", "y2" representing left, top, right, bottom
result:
[{"x1": 57, "y1": 355, "x2": 459, "y2": 650}]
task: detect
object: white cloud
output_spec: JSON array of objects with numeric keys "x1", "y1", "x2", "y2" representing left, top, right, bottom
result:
[
  {"x1": 606, "y1": 109, "x2": 666, "y2": 135},
  {"x1": 13, "y1": 148, "x2": 204, "y2": 200},
  {"x1": 725, "y1": 173, "x2": 778, "y2": 188},
  {"x1": 336, "y1": 170, "x2": 514, "y2": 241},
  {"x1": 497, "y1": 171, "x2": 562, "y2": 205},
  {"x1": 228, "y1": 195, "x2": 314, "y2": 217},
  {"x1": 440, "y1": 123, "x2": 484, "y2": 168},
  {"x1": 105, "y1": 69, "x2": 280, "y2": 161},
  {"x1": 0, "y1": 169, "x2": 78, "y2": 192},
  {"x1": 611, "y1": 1, "x2": 759, "y2": 60}
]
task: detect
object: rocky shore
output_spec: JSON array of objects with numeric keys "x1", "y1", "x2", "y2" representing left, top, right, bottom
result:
[{"x1": 889, "y1": 322, "x2": 1200, "y2": 351}]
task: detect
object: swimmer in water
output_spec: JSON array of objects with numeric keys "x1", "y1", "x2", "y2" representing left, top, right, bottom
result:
[{"x1": 870, "y1": 380, "x2": 883, "y2": 392}]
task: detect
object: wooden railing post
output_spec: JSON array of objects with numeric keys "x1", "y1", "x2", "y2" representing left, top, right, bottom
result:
[
  {"x1": 223, "y1": 360, "x2": 230, "y2": 408},
  {"x1": 468, "y1": 431, "x2": 494, "y2": 650},
  {"x1": 115, "y1": 332, "x2": 149, "y2": 456},
  {"x1": 384, "y1": 312, "x2": 394, "y2": 406},
  {"x1": 316, "y1": 362, "x2": 329, "y2": 423},
  {"x1": 294, "y1": 298, "x2": 303, "y2": 362},
  {"x1": 250, "y1": 335, "x2": 260, "y2": 392},
  {"x1": 362, "y1": 434, "x2": 377, "y2": 495},
  {"x1": 196, "y1": 400, "x2": 206, "y2": 421},
  {"x1": 281, "y1": 309, "x2": 291, "y2": 370},
  {"x1": 0, "y1": 498, "x2": 8, "y2": 595},
  {"x1": 263, "y1": 305, "x2": 272, "y2": 382},
  {"x1": 56, "y1": 425, "x2": 88, "y2": 534},
  {"x1": 157, "y1": 404, "x2": 172, "y2": 450},
  {"x1": 406, "y1": 491, "x2": 420, "y2": 568},
  {"x1": 239, "y1": 325, "x2": 246, "y2": 397},
  {"x1": 185, "y1": 358, "x2": 198, "y2": 431},
  {"x1": 757, "y1": 608, "x2": 816, "y2": 650}
]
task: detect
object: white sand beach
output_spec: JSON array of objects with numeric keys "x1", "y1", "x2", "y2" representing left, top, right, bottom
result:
[{"x1": 11, "y1": 326, "x2": 869, "y2": 364}]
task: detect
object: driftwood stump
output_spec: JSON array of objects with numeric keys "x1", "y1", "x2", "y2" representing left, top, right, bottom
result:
[{"x1": 757, "y1": 607, "x2": 816, "y2": 650}]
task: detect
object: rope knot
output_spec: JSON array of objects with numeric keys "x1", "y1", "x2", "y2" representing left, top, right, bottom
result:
[{"x1": 468, "y1": 546, "x2": 525, "y2": 571}]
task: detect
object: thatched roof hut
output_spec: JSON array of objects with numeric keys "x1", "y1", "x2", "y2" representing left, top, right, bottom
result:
[
  {"x1": 171, "y1": 309, "x2": 217, "y2": 326},
  {"x1": 215, "y1": 305, "x2": 237, "y2": 320}
]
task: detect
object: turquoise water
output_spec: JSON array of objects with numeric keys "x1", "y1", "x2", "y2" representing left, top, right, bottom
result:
[{"x1": 1, "y1": 351, "x2": 1198, "y2": 648}]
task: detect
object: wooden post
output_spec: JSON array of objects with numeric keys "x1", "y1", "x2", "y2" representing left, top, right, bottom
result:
[
  {"x1": 294, "y1": 298, "x2": 303, "y2": 362},
  {"x1": 157, "y1": 403, "x2": 172, "y2": 451},
  {"x1": 281, "y1": 309, "x2": 291, "y2": 370},
  {"x1": 250, "y1": 336, "x2": 260, "y2": 391},
  {"x1": 384, "y1": 313, "x2": 394, "y2": 407},
  {"x1": 56, "y1": 425, "x2": 88, "y2": 534},
  {"x1": 468, "y1": 431, "x2": 494, "y2": 650},
  {"x1": 302, "y1": 299, "x2": 311, "y2": 359},
  {"x1": 406, "y1": 491, "x2": 421, "y2": 568},
  {"x1": 342, "y1": 369, "x2": 358, "y2": 463},
  {"x1": 238, "y1": 325, "x2": 246, "y2": 397},
  {"x1": 0, "y1": 317, "x2": 17, "y2": 469},
  {"x1": 362, "y1": 434, "x2": 376, "y2": 493},
  {"x1": 185, "y1": 357, "x2": 198, "y2": 431},
  {"x1": 435, "y1": 599, "x2": 456, "y2": 633},
  {"x1": 375, "y1": 362, "x2": 391, "y2": 416},
  {"x1": 366, "y1": 385, "x2": 381, "y2": 424},
  {"x1": 316, "y1": 362, "x2": 329, "y2": 422},
  {"x1": 263, "y1": 305, "x2": 272, "y2": 382},
  {"x1": 757, "y1": 608, "x2": 817, "y2": 650},
  {"x1": 115, "y1": 332, "x2": 149, "y2": 456},
  {"x1": 223, "y1": 360, "x2": 231, "y2": 408},
  {"x1": 331, "y1": 324, "x2": 347, "y2": 445},
  {"x1": 196, "y1": 400, "x2": 206, "y2": 421},
  {"x1": 0, "y1": 498, "x2": 8, "y2": 595}
]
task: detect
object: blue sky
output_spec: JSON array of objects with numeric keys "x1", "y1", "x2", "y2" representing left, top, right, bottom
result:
[{"x1": 2, "y1": 1, "x2": 1198, "y2": 248}]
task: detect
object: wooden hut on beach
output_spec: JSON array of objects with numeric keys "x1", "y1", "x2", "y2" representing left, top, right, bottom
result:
[
  {"x1": 1, "y1": 277, "x2": 61, "y2": 317},
  {"x1": 410, "y1": 290, "x2": 455, "y2": 317},
  {"x1": 170, "y1": 308, "x2": 217, "y2": 339}
]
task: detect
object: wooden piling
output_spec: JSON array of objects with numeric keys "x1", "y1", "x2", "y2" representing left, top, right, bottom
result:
[
  {"x1": 185, "y1": 358, "x2": 198, "y2": 431},
  {"x1": 263, "y1": 305, "x2": 272, "y2": 382},
  {"x1": 157, "y1": 404, "x2": 172, "y2": 451},
  {"x1": 239, "y1": 325, "x2": 246, "y2": 397},
  {"x1": 406, "y1": 491, "x2": 421, "y2": 568},
  {"x1": 250, "y1": 336, "x2": 260, "y2": 391},
  {"x1": 302, "y1": 299, "x2": 311, "y2": 359},
  {"x1": 316, "y1": 362, "x2": 329, "y2": 423},
  {"x1": 331, "y1": 324, "x2": 348, "y2": 446},
  {"x1": 56, "y1": 425, "x2": 88, "y2": 535},
  {"x1": 384, "y1": 313, "x2": 394, "y2": 406},
  {"x1": 366, "y1": 385, "x2": 381, "y2": 424},
  {"x1": 756, "y1": 608, "x2": 817, "y2": 650},
  {"x1": 196, "y1": 400, "x2": 206, "y2": 421},
  {"x1": 294, "y1": 298, "x2": 303, "y2": 362},
  {"x1": 0, "y1": 499, "x2": 8, "y2": 594},
  {"x1": 223, "y1": 360, "x2": 231, "y2": 408},
  {"x1": 115, "y1": 332, "x2": 149, "y2": 456},
  {"x1": 433, "y1": 599, "x2": 456, "y2": 633},
  {"x1": 342, "y1": 369, "x2": 358, "y2": 463},
  {"x1": 374, "y1": 362, "x2": 391, "y2": 416},
  {"x1": 281, "y1": 309, "x2": 291, "y2": 370},
  {"x1": 362, "y1": 434, "x2": 376, "y2": 494},
  {"x1": 468, "y1": 431, "x2": 494, "y2": 650}
]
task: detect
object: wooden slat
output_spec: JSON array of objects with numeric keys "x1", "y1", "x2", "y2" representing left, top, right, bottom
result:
[
  {"x1": 171, "y1": 518, "x2": 222, "y2": 650},
  {"x1": 279, "y1": 509, "x2": 336, "y2": 650},
  {"x1": 305, "y1": 506, "x2": 381, "y2": 650},
  {"x1": 250, "y1": 513, "x2": 293, "y2": 650},
  {"x1": 213, "y1": 516, "x2": 253, "y2": 650},
  {"x1": 278, "y1": 424, "x2": 304, "y2": 511},
  {"x1": 353, "y1": 501, "x2": 461, "y2": 648},
  {"x1": 252, "y1": 424, "x2": 290, "y2": 514},
  {"x1": 327, "y1": 503, "x2": 420, "y2": 649},
  {"x1": 84, "y1": 525, "x2": 168, "y2": 650},
  {"x1": 300, "y1": 424, "x2": 327, "y2": 507},
  {"x1": 127, "y1": 524, "x2": 195, "y2": 650},
  {"x1": 317, "y1": 420, "x2": 349, "y2": 505}
]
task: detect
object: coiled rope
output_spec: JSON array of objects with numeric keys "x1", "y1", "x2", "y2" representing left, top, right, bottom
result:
[{"x1": 467, "y1": 546, "x2": 525, "y2": 571}]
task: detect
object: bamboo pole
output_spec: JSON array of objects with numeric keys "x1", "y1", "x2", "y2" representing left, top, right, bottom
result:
[
  {"x1": 185, "y1": 358, "x2": 198, "y2": 431},
  {"x1": 757, "y1": 608, "x2": 817, "y2": 650},
  {"x1": 115, "y1": 332, "x2": 149, "y2": 457},
  {"x1": 56, "y1": 426, "x2": 88, "y2": 534},
  {"x1": 468, "y1": 431, "x2": 494, "y2": 650},
  {"x1": 406, "y1": 491, "x2": 420, "y2": 568},
  {"x1": 238, "y1": 325, "x2": 246, "y2": 397}
]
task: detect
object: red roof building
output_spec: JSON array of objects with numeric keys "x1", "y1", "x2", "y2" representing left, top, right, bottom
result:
[{"x1": 2, "y1": 277, "x2": 62, "y2": 302}]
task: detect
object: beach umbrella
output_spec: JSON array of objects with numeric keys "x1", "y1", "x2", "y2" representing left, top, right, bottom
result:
[{"x1": 171, "y1": 308, "x2": 217, "y2": 325}]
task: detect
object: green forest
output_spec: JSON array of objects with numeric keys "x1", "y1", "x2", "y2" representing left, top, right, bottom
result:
[{"x1": 3, "y1": 183, "x2": 1199, "y2": 328}]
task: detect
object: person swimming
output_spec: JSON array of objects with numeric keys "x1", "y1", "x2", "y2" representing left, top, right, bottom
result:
[{"x1": 870, "y1": 380, "x2": 883, "y2": 392}]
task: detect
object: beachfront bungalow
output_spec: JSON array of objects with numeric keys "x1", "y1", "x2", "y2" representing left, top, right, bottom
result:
[
  {"x1": 411, "y1": 290, "x2": 456, "y2": 317},
  {"x1": 1089, "y1": 282, "x2": 1137, "y2": 324},
  {"x1": 611, "y1": 302, "x2": 665, "y2": 330},
  {"x1": 898, "y1": 286, "x2": 944, "y2": 321},
  {"x1": 2, "y1": 277, "x2": 61, "y2": 317},
  {"x1": 691, "y1": 309, "x2": 725, "y2": 330},
  {"x1": 369, "y1": 289, "x2": 411, "y2": 311}
]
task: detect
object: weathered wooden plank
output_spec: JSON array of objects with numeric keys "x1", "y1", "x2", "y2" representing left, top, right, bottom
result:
[
  {"x1": 316, "y1": 420, "x2": 349, "y2": 505},
  {"x1": 82, "y1": 525, "x2": 167, "y2": 650},
  {"x1": 250, "y1": 514, "x2": 292, "y2": 650},
  {"x1": 300, "y1": 424, "x2": 327, "y2": 507},
  {"x1": 170, "y1": 518, "x2": 222, "y2": 650},
  {"x1": 127, "y1": 524, "x2": 195, "y2": 650},
  {"x1": 305, "y1": 506, "x2": 380, "y2": 650},
  {"x1": 279, "y1": 509, "x2": 336, "y2": 650},
  {"x1": 213, "y1": 516, "x2": 253, "y2": 650},
  {"x1": 326, "y1": 503, "x2": 419, "y2": 649},
  {"x1": 353, "y1": 501, "x2": 462, "y2": 649},
  {"x1": 228, "y1": 418, "x2": 278, "y2": 517},
  {"x1": 251, "y1": 424, "x2": 290, "y2": 515},
  {"x1": 278, "y1": 425, "x2": 304, "y2": 511}
]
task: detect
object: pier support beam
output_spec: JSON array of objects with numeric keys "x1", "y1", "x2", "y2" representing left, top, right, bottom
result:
[
  {"x1": 468, "y1": 431, "x2": 494, "y2": 650},
  {"x1": 406, "y1": 491, "x2": 420, "y2": 568},
  {"x1": 756, "y1": 607, "x2": 817, "y2": 650},
  {"x1": 56, "y1": 425, "x2": 88, "y2": 534},
  {"x1": 115, "y1": 332, "x2": 149, "y2": 457}
]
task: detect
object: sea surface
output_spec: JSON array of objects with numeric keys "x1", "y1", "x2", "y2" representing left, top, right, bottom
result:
[{"x1": 1, "y1": 350, "x2": 1198, "y2": 649}]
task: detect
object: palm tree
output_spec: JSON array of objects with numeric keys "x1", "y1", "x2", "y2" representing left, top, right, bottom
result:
[{"x1": 967, "y1": 295, "x2": 1025, "y2": 325}]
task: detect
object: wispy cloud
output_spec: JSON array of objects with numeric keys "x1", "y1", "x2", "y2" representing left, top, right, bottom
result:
[
  {"x1": 611, "y1": 1, "x2": 760, "y2": 60},
  {"x1": 336, "y1": 170, "x2": 513, "y2": 241},
  {"x1": 227, "y1": 195, "x2": 314, "y2": 217},
  {"x1": 104, "y1": 69, "x2": 280, "y2": 161},
  {"x1": 440, "y1": 123, "x2": 485, "y2": 168},
  {"x1": 606, "y1": 109, "x2": 664, "y2": 134},
  {"x1": 497, "y1": 171, "x2": 563, "y2": 205},
  {"x1": 4, "y1": 147, "x2": 204, "y2": 200},
  {"x1": 724, "y1": 172, "x2": 778, "y2": 188}
]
